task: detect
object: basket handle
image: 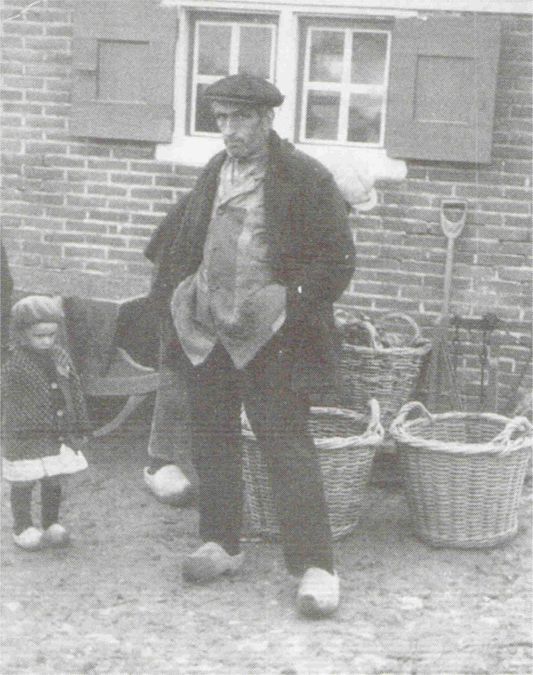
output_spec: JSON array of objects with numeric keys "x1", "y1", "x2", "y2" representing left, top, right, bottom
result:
[
  {"x1": 375, "y1": 312, "x2": 422, "y2": 347},
  {"x1": 490, "y1": 415, "x2": 533, "y2": 456},
  {"x1": 361, "y1": 398, "x2": 385, "y2": 442},
  {"x1": 334, "y1": 309, "x2": 381, "y2": 349},
  {"x1": 389, "y1": 401, "x2": 434, "y2": 436}
]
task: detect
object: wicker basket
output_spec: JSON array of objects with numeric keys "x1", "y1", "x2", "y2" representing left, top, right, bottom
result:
[
  {"x1": 389, "y1": 401, "x2": 533, "y2": 548},
  {"x1": 242, "y1": 400, "x2": 384, "y2": 541},
  {"x1": 336, "y1": 312, "x2": 431, "y2": 428}
]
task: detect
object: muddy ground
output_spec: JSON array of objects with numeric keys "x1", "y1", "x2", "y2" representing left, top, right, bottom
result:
[{"x1": 1, "y1": 403, "x2": 531, "y2": 674}]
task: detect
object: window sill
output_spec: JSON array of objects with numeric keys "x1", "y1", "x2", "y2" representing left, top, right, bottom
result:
[{"x1": 156, "y1": 132, "x2": 406, "y2": 210}]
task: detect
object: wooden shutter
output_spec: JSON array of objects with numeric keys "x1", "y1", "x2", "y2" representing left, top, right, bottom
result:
[
  {"x1": 385, "y1": 15, "x2": 500, "y2": 163},
  {"x1": 71, "y1": 0, "x2": 178, "y2": 142}
]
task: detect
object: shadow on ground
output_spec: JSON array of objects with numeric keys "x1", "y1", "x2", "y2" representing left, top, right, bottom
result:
[{"x1": 1, "y1": 406, "x2": 531, "y2": 674}]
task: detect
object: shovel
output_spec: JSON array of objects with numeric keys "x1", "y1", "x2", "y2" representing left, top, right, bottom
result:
[{"x1": 427, "y1": 200, "x2": 467, "y2": 411}]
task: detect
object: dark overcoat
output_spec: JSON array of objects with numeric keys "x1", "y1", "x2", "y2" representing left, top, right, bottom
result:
[
  {"x1": 1, "y1": 346, "x2": 92, "y2": 461},
  {"x1": 147, "y1": 130, "x2": 356, "y2": 394}
]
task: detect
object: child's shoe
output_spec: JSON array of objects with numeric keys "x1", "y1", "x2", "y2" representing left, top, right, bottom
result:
[
  {"x1": 42, "y1": 523, "x2": 70, "y2": 547},
  {"x1": 13, "y1": 526, "x2": 43, "y2": 551}
]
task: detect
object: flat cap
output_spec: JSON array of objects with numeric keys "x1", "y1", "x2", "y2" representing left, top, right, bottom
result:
[{"x1": 203, "y1": 74, "x2": 284, "y2": 107}]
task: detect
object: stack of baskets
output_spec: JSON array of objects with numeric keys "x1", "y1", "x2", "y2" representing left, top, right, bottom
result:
[
  {"x1": 336, "y1": 311, "x2": 432, "y2": 429},
  {"x1": 242, "y1": 400, "x2": 384, "y2": 541},
  {"x1": 390, "y1": 401, "x2": 533, "y2": 548}
]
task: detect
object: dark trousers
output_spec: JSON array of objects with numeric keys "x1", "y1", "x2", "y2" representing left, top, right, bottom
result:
[
  {"x1": 185, "y1": 337, "x2": 334, "y2": 576},
  {"x1": 10, "y1": 478, "x2": 62, "y2": 535}
]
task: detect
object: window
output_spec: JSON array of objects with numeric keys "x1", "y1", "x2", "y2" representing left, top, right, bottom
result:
[
  {"x1": 70, "y1": 1, "x2": 502, "y2": 169},
  {"x1": 300, "y1": 22, "x2": 390, "y2": 146},
  {"x1": 190, "y1": 14, "x2": 277, "y2": 135}
]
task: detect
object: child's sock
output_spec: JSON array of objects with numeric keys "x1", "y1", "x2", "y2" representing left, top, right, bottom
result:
[
  {"x1": 10, "y1": 482, "x2": 35, "y2": 535},
  {"x1": 41, "y1": 477, "x2": 62, "y2": 529}
]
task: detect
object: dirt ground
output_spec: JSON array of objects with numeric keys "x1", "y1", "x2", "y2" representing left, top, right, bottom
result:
[{"x1": 1, "y1": 404, "x2": 532, "y2": 675}]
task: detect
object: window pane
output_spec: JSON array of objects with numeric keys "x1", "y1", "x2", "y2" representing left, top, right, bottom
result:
[
  {"x1": 198, "y1": 24, "x2": 231, "y2": 76},
  {"x1": 239, "y1": 26, "x2": 272, "y2": 79},
  {"x1": 348, "y1": 93, "x2": 382, "y2": 143},
  {"x1": 351, "y1": 32, "x2": 387, "y2": 84},
  {"x1": 309, "y1": 30, "x2": 344, "y2": 83},
  {"x1": 305, "y1": 90, "x2": 340, "y2": 140},
  {"x1": 195, "y1": 83, "x2": 219, "y2": 133}
]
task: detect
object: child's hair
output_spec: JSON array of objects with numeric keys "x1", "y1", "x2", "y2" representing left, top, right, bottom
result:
[{"x1": 10, "y1": 295, "x2": 64, "y2": 346}]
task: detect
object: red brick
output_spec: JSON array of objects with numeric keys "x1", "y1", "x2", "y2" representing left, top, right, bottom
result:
[
  {"x1": 131, "y1": 214, "x2": 162, "y2": 226},
  {"x1": 66, "y1": 221, "x2": 108, "y2": 234},
  {"x1": 1, "y1": 63, "x2": 24, "y2": 75},
  {"x1": 88, "y1": 185, "x2": 128, "y2": 197},
  {"x1": 66, "y1": 195, "x2": 106, "y2": 208},
  {"x1": 107, "y1": 199, "x2": 151, "y2": 212},
  {"x1": 3, "y1": 22, "x2": 44, "y2": 35},
  {"x1": 87, "y1": 210, "x2": 128, "y2": 223},
  {"x1": 26, "y1": 141, "x2": 67, "y2": 154},
  {"x1": 107, "y1": 249, "x2": 143, "y2": 262},
  {"x1": 130, "y1": 188, "x2": 173, "y2": 200},
  {"x1": 112, "y1": 144, "x2": 155, "y2": 160},
  {"x1": 22, "y1": 241, "x2": 62, "y2": 256},
  {"x1": 498, "y1": 268, "x2": 532, "y2": 283},
  {"x1": 25, "y1": 37, "x2": 69, "y2": 50},
  {"x1": 45, "y1": 156, "x2": 85, "y2": 168},
  {"x1": 24, "y1": 166, "x2": 64, "y2": 180},
  {"x1": 46, "y1": 206, "x2": 85, "y2": 220},
  {"x1": 26, "y1": 117, "x2": 66, "y2": 129},
  {"x1": 2, "y1": 128, "x2": 42, "y2": 140},
  {"x1": 44, "y1": 232, "x2": 85, "y2": 244},
  {"x1": 24, "y1": 63, "x2": 69, "y2": 77},
  {"x1": 68, "y1": 143, "x2": 113, "y2": 158},
  {"x1": 85, "y1": 261, "x2": 128, "y2": 274},
  {"x1": 2, "y1": 115, "x2": 22, "y2": 126},
  {"x1": 64, "y1": 246, "x2": 106, "y2": 259},
  {"x1": 85, "y1": 235, "x2": 126, "y2": 247},
  {"x1": 39, "y1": 181, "x2": 84, "y2": 195},
  {"x1": 110, "y1": 173, "x2": 153, "y2": 185},
  {"x1": 3, "y1": 103, "x2": 43, "y2": 115},
  {"x1": 130, "y1": 161, "x2": 174, "y2": 174},
  {"x1": 155, "y1": 175, "x2": 197, "y2": 188},
  {"x1": 87, "y1": 159, "x2": 126, "y2": 170},
  {"x1": 26, "y1": 90, "x2": 70, "y2": 103},
  {"x1": 67, "y1": 170, "x2": 107, "y2": 183}
]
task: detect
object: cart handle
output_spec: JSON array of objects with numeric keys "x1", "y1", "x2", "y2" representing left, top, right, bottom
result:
[
  {"x1": 361, "y1": 398, "x2": 385, "y2": 442},
  {"x1": 335, "y1": 310, "x2": 422, "y2": 349},
  {"x1": 491, "y1": 415, "x2": 533, "y2": 456},
  {"x1": 375, "y1": 312, "x2": 422, "y2": 347},
  {"x1": 389, "y1": 401, "x2": 434, "y2": 435}
]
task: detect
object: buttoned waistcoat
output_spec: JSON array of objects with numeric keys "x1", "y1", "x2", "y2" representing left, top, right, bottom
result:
[{"x1": 148, "y1": 131, "x2": 356, "y2": 395}]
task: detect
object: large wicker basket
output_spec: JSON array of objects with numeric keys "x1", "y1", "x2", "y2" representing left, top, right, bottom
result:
[
  {"x1": 242, "y1": 400, "x2": 384, "y2": 541},
  {"x1": 389, "y1": 401, "x2": 533, "y2": 548},
  {"x1": 337, "y1": 312, "x2": 431, "y2": 428}
]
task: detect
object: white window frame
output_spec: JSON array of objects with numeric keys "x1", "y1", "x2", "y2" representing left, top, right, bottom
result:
[
  {"x1": 157, "y1": 1, "x2": 424, "y2": 181},
  {"x1": 191, "y1": 17, "x2": 278, "y2": 136},
  {"x1": 300, "y1": 25, "x2": 391, "y2": 147}
]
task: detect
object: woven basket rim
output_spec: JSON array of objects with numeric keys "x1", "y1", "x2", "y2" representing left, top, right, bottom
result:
[
  {"x1": 391, "y1": 410, "x2": 533, "y2": 456},
  {"x1": 341, "y1": 340, "x2": 432, "y2": 356},
  {"x1": 242, "y1": 405, "x2": 384, "y2": 450}
]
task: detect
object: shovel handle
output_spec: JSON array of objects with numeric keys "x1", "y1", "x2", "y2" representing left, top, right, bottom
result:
[{"x1": 440, "y1": 200, "x2": 467, "y2": 239}]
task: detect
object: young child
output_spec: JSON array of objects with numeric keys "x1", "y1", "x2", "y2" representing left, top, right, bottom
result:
[{"x1": 1, "y1": 295, "x2": 91, "y2": 550}]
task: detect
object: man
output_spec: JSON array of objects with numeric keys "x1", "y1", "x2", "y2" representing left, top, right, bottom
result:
[
  {"x1": 154, "y1": 74, "x2": 355, "y2": 617},
  {"x1": 142, "y1": 192, "x2": 195, "y2": 506}
]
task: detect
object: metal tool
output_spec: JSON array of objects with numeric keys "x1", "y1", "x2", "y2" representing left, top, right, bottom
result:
[{"x1": 427, "y1": 200, "x2": 467, "y2": 411}]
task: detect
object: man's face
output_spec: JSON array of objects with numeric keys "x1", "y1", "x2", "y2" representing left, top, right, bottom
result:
[{"x1": 211, "y1": 101, "x2": 272, "y2": 159}]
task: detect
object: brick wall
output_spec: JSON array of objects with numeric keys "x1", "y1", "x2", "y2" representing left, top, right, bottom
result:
[{"x1": 1, "y1": 1, "x2": 531, "y2": 409}]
